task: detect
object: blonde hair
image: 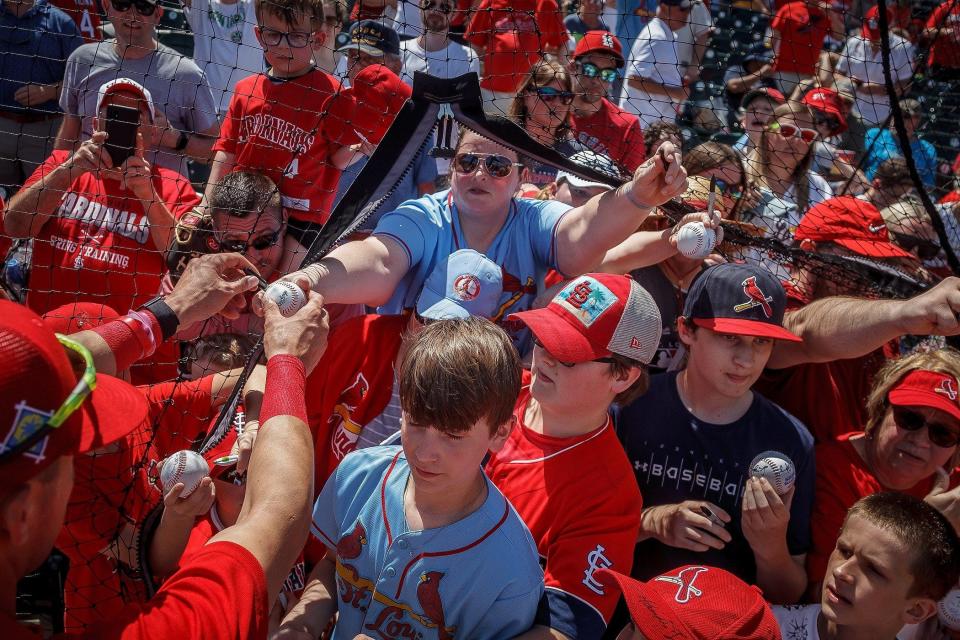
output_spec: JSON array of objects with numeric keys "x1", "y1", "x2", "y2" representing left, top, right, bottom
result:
[
  {"x1": 864, "y1": 348, "x2": 960, "y2": 437},
  {"x1": 507, "y1": 59, "x2": 574, "y2": 142}
]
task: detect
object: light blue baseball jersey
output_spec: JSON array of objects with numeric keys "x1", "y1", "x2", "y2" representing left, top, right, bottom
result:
[
  {"x1": 311, "y1": 445, "x2": 544, "y2": 640},
  {"x1": 372, "y1": 190, "x2": 571, "y2": 352}
]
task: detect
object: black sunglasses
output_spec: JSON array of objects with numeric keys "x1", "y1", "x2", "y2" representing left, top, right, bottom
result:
[
  {"x1": 889, "y1": 231, "x2": 941, "y2": 260},
  {"x1": 892, "y1": 406, "x2": 960, "y2": 448},
  {"x1": 217, "y1": 228, "x2": 283, "y2": 253},
  {"x1": 453, "y1": 153, "x2": 521, "y2": 178},
  {"x1": 532, "y1": 337, "x2": 617, "y2": 368},
  {"x1": 110, "y1": 0, "x2": 158, "y2": 15}
]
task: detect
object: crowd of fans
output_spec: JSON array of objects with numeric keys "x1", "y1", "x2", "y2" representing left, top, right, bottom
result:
[{"x1": 4, "y1": 0, "x2": 960, "y2": 637}]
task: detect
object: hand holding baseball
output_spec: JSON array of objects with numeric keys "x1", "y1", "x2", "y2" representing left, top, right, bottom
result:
[
  {"x1": 670, "y1": 212, "x2": 724, "y2": 260},
  {"x1": 163, "y1": 477, "x2": 216, "y2": 519},
  {"x1": 263, "y1": 286, "x2": 330, "y2": 374},
  {"x1": 741, "y1": 476, "x2": 794, "y2": 558},
  {"x1": 644, "y1": 500, "x2": 732, "y2": 552}
]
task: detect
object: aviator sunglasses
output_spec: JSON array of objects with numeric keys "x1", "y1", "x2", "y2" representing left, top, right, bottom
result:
[{"x1": 452, "y1": 152, "x2": 522, "y2": 178}]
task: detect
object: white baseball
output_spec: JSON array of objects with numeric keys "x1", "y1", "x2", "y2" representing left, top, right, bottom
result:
[
  {"x1": 160, "y1": 450, "x2": 209, "y2": 498},
  {"x1": 939, "y1": 587, "x2": 960, "y2": 631},
  {"x1": 749, "y1": 451, "x2": 796, "y2": 496},
  {"x1": 676, "y1": 222, "x2": 717, "y2": 260},
  {"x1": 265, "y1": 281, "x2": 306, "y2": 317}
]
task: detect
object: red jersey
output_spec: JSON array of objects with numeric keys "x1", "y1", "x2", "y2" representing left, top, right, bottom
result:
[
  {"x1": 48, "y1": 0, "x2": 103, "y2": 41},
  {"x1": 926, "y1": 3, "x2": 960, "y2": 69},
  {"x1": 305, "y1": 313, "x2": 406, "y2": 488},
  {"x1": 771, "y1": 2, "x2": 829, "y2": 75},
  {"x1": 465, "y1": 0, "x2": 567, "y2": 93},
  {"x1": 807, "y1": 433, "x2": 960, "y2": 582},
  {"x1": 216, "y1": 69, "x2": 346, "y2": 225},
  {"x1": 22, "y1": 151, "x2": 197, "y2": 315},
  {"x1": 484, "y1": 373, "x2": 642, "y2": 638},
  {"x1": 572, "y1": 98, "x2": 646, "y2": 173}
]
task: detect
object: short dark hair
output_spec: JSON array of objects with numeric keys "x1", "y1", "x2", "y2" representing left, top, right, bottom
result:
[
  {"x1": 609, "y1": 354, "x2": 649, "y2": 406},
  {"x1": 400, "y1": 317, "x2": 521, "y2": 435},
  {"x1": 845, "y1": 492, "x2": 960, "y2": 600},
  {"x1": 255, "y1": 0, "x2": 324, "y2": 28},
  {"x1": 873, "y1": 157, "x2": 912, "y2": 190},
  {"x1": 643, "y1": 121, "x2": 681, "y2": 157},
  {"x1": 209, "y1": 171, "x2": 281, "y2": 219}
]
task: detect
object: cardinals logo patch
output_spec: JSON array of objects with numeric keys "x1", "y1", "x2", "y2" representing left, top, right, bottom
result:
[
  {"x1": 732, "y1": 276, "x2": 774, "y2": 318},
  {"x1": 0, "y1": 401, "x2": 52, "y2": 462},
  {"x1": 556, "y1": 277, "x2": 617, "y2": 327},
  {"x1": 936, "y1": 378, "x2": 959, "y2": 402},
  {"x1": 654, "y1": 566, "x2": 709, "y2": 604}
]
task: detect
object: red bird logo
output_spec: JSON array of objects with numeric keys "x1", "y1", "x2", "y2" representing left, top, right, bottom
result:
[
  {"x1": 733, "y1": 276, "x2": 774, "y2": 318},
  {"x1": 936, "y1": 378, "x2": 959, "y2": 402},
  {"x1": 417, "y1": 571, "x2": 453, "y2": 640},
  {"x1": 337, "y1": 521, "x2": 367, "y2": 560}
]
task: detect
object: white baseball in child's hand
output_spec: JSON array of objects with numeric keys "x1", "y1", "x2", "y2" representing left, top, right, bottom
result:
[
  {"x1": 265, "y1": 281, "x2": 307, "y2": 317},
  {"x1": 160, "y1": 450, "x2": 209, "y2": 498},
  {"x1": 749, "y1": 451, "x2": 796, "y2": 496},
  {"x1": 676, "y1": 222, "x2": 717, "y2": 260}
]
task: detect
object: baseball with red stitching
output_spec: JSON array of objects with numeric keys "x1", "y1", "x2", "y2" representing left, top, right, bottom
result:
[
  {"x1": 676, "y1": 222, "x2": 717, "y2": 260},
  {"x1": 749, "y1": 451, "x2": 796, "y2": 496},
  {"x1": 160, "y1": 450, "x2": 209, "y2": 498}
]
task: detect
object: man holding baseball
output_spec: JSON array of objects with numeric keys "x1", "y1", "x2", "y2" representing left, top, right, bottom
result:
[{"x1": 618, "y1": 262, "x2": 815, "y2": 605}]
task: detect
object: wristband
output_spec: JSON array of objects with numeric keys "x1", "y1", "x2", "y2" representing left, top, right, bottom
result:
[
  {"x1": 260, "y1": 355, "x2": 307, "y2": 425},
  {"x1": 119, "y1": 314, "x2": 156, "y2": 358},
  {"x1": 139, "y1": 297, "x2": 179, "y2": 341},
  {"x1": 620, "y1": 184, "x2": 655, "y2": 211},
  {"x1": 92, "y1": 319, "x2": 145, "y2": 372}
]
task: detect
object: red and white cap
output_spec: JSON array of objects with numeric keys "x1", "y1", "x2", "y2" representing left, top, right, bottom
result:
[
  {"x1": 96, "y1": 77, "x2": 156, "y2": 122},
  {"x1": 889, "y1": 370, "x2": 960, "y2": 422},
  {"x1": 509, "y1": 273, "x2": 662, "y2": 365},
  {"x1": 0, "y1": 301, "x2": 148, "y2": 487},
  {"x1": 573, "y1": 30, "x2": 625, "y2": 68},
  {"x1": 598, "y1": 566, "x2": 782, "y2": 640}
]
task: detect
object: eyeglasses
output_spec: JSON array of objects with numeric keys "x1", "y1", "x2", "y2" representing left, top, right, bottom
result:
[
  {"x1": 532, "y1": 86, "x2": 575, "y2": 105},
  {"x1": 712, "y1": 177, "x2": 743, "y2": 199},
  {"x1": 110, "y1": 0, "x2": 157, "y2": 15},
  {"x1": 256, "y1": 26, "x2": 312, "y2": 48},
  {"x1": 452, "y1": 153, "x2": 522, "y2": 178},
  {"x1": 420, "y1": 0, "x2": 452, "y2": 12},
  {"x1": 892, "y1": 406, "x2": 960, "y2": 448},
  {"x1": 532, "y1": 337, "x2": 617, "y2": 368},
  {"x1": 216, "y1": 227, "x2": 284, "y2": 253},
  {"x1": 0, "y1": 335, "x2": 97, "y2": 462},
  {"x1": 768, "y1": 122, "x2": 818, "y2": 143},
  {"x1": 577, "y1": 61, "x2": 619, "y2": 83},
  {"x1": 890, "y1": 231, "x2": 941, "y2": 260}
]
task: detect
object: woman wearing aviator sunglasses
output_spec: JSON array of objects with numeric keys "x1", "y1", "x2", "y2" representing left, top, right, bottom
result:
[{"x1": 806, "y1": 349, "x2": 960, "y2": 593}]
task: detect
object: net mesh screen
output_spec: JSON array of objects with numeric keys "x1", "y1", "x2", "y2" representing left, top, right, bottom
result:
[{"x1": 4, "y1": 0, "x2": 958, "y2": 631}]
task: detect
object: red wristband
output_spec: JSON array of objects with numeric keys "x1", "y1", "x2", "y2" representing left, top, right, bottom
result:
[
  {"x1": 92, "y1": 319, "x2": 144, "y2": 372},
  {"x1": 261, "y1": 355, "x2": 307, "y2": 425}
]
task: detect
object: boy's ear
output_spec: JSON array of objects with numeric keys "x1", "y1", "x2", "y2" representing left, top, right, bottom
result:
[
  {"x1": 902, "y1": 597, "x2": 938, "y2": 626},
  {"x1": 676, "y1": 316, "x2": 695, "y2": 347},
  {"x1": 609, "y1": 364, "x2": 642, "y2": 394},
  {"x1": 487, "y1": 415, "x2": 516, "y2": 454}
]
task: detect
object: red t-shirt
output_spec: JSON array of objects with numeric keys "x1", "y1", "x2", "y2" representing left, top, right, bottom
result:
[
  {"x1": 926, "y1": 3, "x2": 960, "y2": 70},
  {"x1": 572, "y1": 98, "x2": 646, "y2": 173},
  {"x1": 22, "y1": 151, "x2": 198, "y2": 315},
  {"x1": 48, "y1": 0, "x2": 103, "y2": 41},
  {"x1": 304, "y1": 313, "x2": 407, "y2": 489},
  {"x1": 807, "y1": 433, "x2": 960, "y2": 582},
  {"x1": 215, "y1": 69, "x2": 346, "y2": 225},
  {"x1": 771, "y1": 2, "x2": 829, "y2": 75},
  {"x1": 465, "y1": 0, "x2": 568, "y2": 93},
  {"x1": 484, "y1": 372, "x2": 642, "y2": 635}
]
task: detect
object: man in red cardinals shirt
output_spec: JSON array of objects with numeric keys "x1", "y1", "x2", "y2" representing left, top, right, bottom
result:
[{"x1": 570, "y1": 31, "x2": 645, "y2": 173}]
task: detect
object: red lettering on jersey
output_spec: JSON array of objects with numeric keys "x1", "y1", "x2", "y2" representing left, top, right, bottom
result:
[{"x1": 365, "y1": 606, "x2": 422, "y2": 640}]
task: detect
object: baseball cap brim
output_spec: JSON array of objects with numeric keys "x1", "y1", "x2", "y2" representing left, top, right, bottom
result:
[
  {"x1": 336, "y1": 42, "x2": 386, "y2": 56},
  {"x1": 76, "y1": 373, "x2": 150, "y2": 455},
  {"x1": 692, "y1": 317, "x2": 802, "y2": 342},
  {"x1": 889, "y1": 387, "x2": 960, "y2": 422},
  {"x1": 833, "y1": 237, "x2": 915, "y2": 259},
  {"x1": 418, "y1": 297, "x2": 472, "y2": 321},
  {"x1": 511, "y1": 306, "x2": 610, "y2": 363},
  {"x1": 597, "y1": 570, "x2": 692, "y2": 638}
]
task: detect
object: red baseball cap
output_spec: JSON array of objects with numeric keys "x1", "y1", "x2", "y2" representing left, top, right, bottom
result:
[
  {"x1": 741, "y1": 87, "x2": 786, "y2": 110},
  {"x1": 802, "y1": 87, "x2": 848, "y2": 133},
  {"x1": 574, "y1": 30, "x2": 625, "y2": 68},
  {"x1": 325, "y1": 65, "x2": 412, "y2": 146},
  {"x1": 42, "y1": 303, "x2": 119, "y2": 333},
  {"x1": 0, "y1": 302, "x2": 148, "y2": 487},
  {"x1": 96, "y1": 77, "x2": 156, "y2": 122},
  {"x1": 509, "y1": 273, "x2": 662, "y2": 365},
  {"x1": 795, "y1": 196, "x2": 915, "y2": 259},
  {"x1": 888, "y1": 370, "x2": 960, "y2": 422},
  {"x1": 862, "y1": 5, "x2": 880, "y2": 40},
  {"x1": 599, "y1": 566, "x2": 782, "y2": 640}
]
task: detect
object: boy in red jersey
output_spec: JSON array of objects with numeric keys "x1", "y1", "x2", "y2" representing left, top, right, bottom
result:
[
  {"x1": 206, "y1": 0, "x2": 358, "y2": 255},
  {"x1": 488, "y1": 273, "x2": 661, "y2": 640}
]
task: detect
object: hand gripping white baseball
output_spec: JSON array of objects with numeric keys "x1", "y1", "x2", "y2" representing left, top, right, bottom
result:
[
  {"x1": 749, "y1": 451, "x2": 796, "y2": 496},
  {"x1": 265, "y1": 281, "x2": 307, "y2": 317},
  {"x1": 676, "y1": 222, "x2": 717, "y2": 260},
  {"x1": 160, "y1": 450, "x2": 209, "y2": 498}
]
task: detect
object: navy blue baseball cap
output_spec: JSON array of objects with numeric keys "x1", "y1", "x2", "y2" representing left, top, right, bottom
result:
[
  {"x1": 416, "y1": 249, "x2": 503, "y2": 320},
  {"x1": 682, "y1": 263, "x2": 801, "y2": 342},
  {"x1": 337, "y1": 20, "x2": 401, "y2": 56}
]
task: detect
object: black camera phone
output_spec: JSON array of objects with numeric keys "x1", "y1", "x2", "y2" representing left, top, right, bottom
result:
[{"x1": 103, "y1": 104, "x2": 140, "y2": 168}]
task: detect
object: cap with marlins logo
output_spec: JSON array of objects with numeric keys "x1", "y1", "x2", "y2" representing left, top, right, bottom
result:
[{"x1": 682, "y1": 263, "x2": 802, "y2": 342}]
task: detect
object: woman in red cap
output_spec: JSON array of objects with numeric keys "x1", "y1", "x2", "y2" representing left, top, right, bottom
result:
[{"x1": 807, "y1": 348, "x2": 960, "y2": 596}]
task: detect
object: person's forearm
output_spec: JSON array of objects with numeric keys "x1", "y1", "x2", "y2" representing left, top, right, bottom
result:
[
  {"x1": 301, "y1": 236, "x2": 407, "y2": 306},
  {"x1": 148, "y1": 510, "x2": 196, "y2": 580},
  {"x1": 754, "y1": 549, "x2": 806, "y2": 604},
  {"x1": 277, "y1": 556, "x2": 339, "y2": 637},
  {"x1": 141, "y1": 194, "x2": 176, "y2": 252},
  {"x1": 595, "y1": 228, "x2": 677, "y2": 274},
  {"x1": 767, "y1": 296, "x2": 901, "y2": 369},
  {"x1": 240, "y1": 364, "x2": 267, "y2": 418},
  {"x1": 5, "y1": 163, "x2": 72, "y2": 237},
  {"x1": 628, "y1": 76, "x2": 686, "y2": 101}
]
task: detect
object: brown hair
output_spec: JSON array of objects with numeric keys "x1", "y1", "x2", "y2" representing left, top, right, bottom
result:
[
  {"x1": 748, "y1": 102, "x2": 816, "y2": 213},
  {"x1": 643, "y1": 121, "x2": 681, "y2": 158},
  {"x1": 682, "y1": 142, "x2": 750, "y2": 220},
  {"x1": 254, "y1": 0, "x2": 324, "y2": 28},
  {"x1": 609, "y1": 354, "x2": 650, "y2": 406},
  {"x1": 209, "y1": 171, "x2": 282, "y2": 219},
  {"x1": 864, "y1": 348, "x2": 960, "y2": 437},
  {"x1": 400, "y1": 317, "x2": 521, "y2": 435},
  {"x1": 189, "y1": 333, "x2": 254, "y2": 373},
  {"x1": 845, "y1": 492, "x2": 960, "y2": 600},
  {"x1": 873, "y1": 157, "x2": 913, "y2": 190},
  {"x1": 507, "y1": 59, "x2": 574, "y2": 143}
]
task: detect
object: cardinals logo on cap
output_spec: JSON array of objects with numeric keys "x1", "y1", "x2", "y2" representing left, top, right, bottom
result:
[
  {"x1": 556, "y1": 277, "x2": 618, "y2": 327},
  {"x1": 936, "y1": 378, "x2": 959, "y2": 402},
  {"x1": 655, "y1": 566, "x2": 709, "y2": 604},
  {"x1": 453, "y1": 274, "x2": 481, "y2": 301},
  {"x1": 601, "y1": 33, "x2": 615, "y2": 48},
  {"x1": 733, "y1": 276, "x2": 774, "y2": 318},
  {"x1": 0, "y1": 401, "x2": 51, "y2": 463}
]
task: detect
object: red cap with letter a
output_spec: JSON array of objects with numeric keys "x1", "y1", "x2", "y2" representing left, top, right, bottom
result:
[{"x1": 509, "y1": 273, "x2": 662, "y2": 365}]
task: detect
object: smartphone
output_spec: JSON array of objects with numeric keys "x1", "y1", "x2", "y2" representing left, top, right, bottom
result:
[{"x1": 103, "y1": 104, "x2": 140, "y2": 168}]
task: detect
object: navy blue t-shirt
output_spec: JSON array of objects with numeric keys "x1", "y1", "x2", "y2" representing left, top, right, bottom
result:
[{"x1": 616, "y1": 371, "x2": 815, "y2": 583}]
